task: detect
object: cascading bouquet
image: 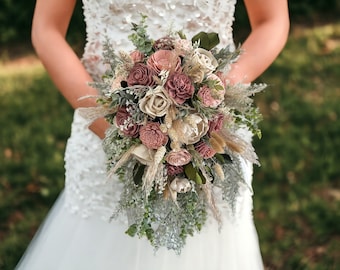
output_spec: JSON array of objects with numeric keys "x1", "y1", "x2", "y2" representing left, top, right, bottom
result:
[{"x1": 83, "y1": 15, "x2": 266, "y2": 253}]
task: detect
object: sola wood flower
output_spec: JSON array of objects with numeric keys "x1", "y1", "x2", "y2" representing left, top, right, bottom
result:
[
  {"x1": 130, "y1": 50, "x2": 144, "y2": 63},
  {"x1": 139, "y1": 122, "x2": 168, "y2": 149},
  {"x1": 165, "y1": 72, "x2": 195, "y2": 104},
  {"x1": 195, "y1": 140, "x2": 216, "y2": 159},
  {"x1": 147, "y1": 49, "x2": 181, "y2": 74},
  {"x1": 198, "y1": 74, "x2": 225, "y2": 108},
  {"x1": 127, "y1": 63, "x2": 156, "y2": 86},
  {"x1": 166, "y1": 148, "x2": 192, "y2": 166},
  {"x1": 170, "y1": 177, "x2": 191, "y2": 193},
  {"x1": 115, "y1": 106, "x2": 140, "y2": 137},
  {"x1": 170, "y1": 113, "x2": 209, "y2": 145},
  {"x1": 139, "y1": 86, "x2": 172, "y2": 118}
]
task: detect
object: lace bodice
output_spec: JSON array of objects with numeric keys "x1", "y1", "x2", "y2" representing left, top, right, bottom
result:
[{"x1": 82, "y1": 0, "x2": 237, "y2": 80}]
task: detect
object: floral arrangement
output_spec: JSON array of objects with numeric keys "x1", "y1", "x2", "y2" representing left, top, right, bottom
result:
[{"x1": 83, "y1": 15, "x2": 266, "y2": 253}]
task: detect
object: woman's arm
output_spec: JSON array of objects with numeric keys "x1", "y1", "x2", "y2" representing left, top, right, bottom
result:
[
  {"x1": 226, "y1": 0, "x2": 290, "y2": 84},
  {"x1": 31, "y1": 0, "x2": 109, "y2": 138}
]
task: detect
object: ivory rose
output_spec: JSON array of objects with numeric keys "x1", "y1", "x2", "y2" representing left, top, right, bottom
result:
[
  {"x1": 139, "y1": 86, "x2": 171, "y2": 118},
  {"x1": 192, "y1": 48, "x2": 218, "y2": 75},
  {"x1": 165, "y1": 72, "x2": 194, "y2": 104},
  {"x1": 127, "y1": 63, "x2": 156, "y2": 86},
  {"x1": 183, "y1": 48, "x2": 218, "y2": 83},
  {"x1": 166, "y1": 149, "x2": 192, "y2": 166},
  {"x1": 147, "y1": 50, "x2": 181, "y2": 74},
  {"x1": 139, "y1": 122, "x2": 168, "y2": 149}
]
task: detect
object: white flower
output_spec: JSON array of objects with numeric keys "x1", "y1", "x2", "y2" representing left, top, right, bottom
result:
[
  {"x1": 170, "y1": 177, "x2": 192, "y2": 193},
  {"x1": 170, "y1": 113, "x2": 209, "y2": 145},
  {"x1": 139, "y1": 86, "x2": 172, "y2": 118},
  {"x1": 192, "y1": 48, "x2": 218, "y2": 75}
]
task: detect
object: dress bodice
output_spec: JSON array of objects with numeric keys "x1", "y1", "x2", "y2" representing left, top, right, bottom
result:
[{"x1": 82, "y1": 0, "x2": 237, "y2": 80}]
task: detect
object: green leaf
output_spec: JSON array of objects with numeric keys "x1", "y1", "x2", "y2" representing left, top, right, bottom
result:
[
  {"x1": 184, "y1": 163, "x2": 206, "y2": 184},
  {"x1": 192, "y1": 32, "x2": 220, "y2": 50},
  {"x1": 125, "y1": 224, "x2": 138, "y2": 237}
]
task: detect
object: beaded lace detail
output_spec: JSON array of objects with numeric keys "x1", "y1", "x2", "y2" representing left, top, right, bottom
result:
[
  {"x1": 64, "y1": 0, "x2": 247, "y2": 221},
  {"x1": 82, "y1": 0, "x2": 237, "y2": 80}
]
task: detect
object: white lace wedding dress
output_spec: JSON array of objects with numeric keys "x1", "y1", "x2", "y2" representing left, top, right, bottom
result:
[{"x1": 16, "y1": 0, "x2": 264, "y2": 269}]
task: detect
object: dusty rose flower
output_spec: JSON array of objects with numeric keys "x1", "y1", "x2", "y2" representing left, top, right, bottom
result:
[
  {"x1": 165, "y1": 72, "x2": 194, "y2": 104},
  {"x1": 139, "y1": 122, "x2": 168, "y2": 149},
  {"x1": 195, "y1": 141, "x2": 216, "y2": 159},
  {"x1": 173, "y1": 38, "x2": 193, "y2": 56},
  {"x1": 147, "y1": 50, "x2": 181, "y2": 74},
  {"x1": 127, "y1": 63, "x2": 156, "y2": 86},
  {"x1": 166, "y1": 163, "x2": 184, "y2": 176},
  {"x1": 130, "y1": 50, "x2": 144, "y2": 63},
  {"x1": 115, "y1": 107, "x2": 140, "y2": 138},
  {"x1": 153, "y1": 36, "x2": 175, "y2": 50},
  {"x1": 139, "y1": 86, "x2": 171, "y2": 118},
  {"x1": 166, "y1": 149, "x2": 192, "y2": 166},
  {"x1": 208, "y1": 113, "x2": 224, "y2": 134}
]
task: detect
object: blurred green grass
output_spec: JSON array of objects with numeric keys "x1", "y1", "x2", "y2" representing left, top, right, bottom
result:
[{"x1": 1, "y1": 23, "x2": 340, "y2": 270}]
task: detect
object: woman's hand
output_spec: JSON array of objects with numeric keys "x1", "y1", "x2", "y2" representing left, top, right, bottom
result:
[{"x1": 32, "y1": 0, "x2": 108, "y2": 139}]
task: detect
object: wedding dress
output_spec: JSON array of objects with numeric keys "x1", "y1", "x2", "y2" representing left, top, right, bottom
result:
[{"x1": 16, "y1": 0, "x2": 264, "y2": 269}]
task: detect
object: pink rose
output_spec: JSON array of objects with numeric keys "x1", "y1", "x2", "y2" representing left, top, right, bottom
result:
[
  {"x1": 166, "y1": 164, "x2": 184, "y2": 176},
  {"x1": 139, "y1": 122, "x2": 168, "y2": 149},
  {"x1": 165, "y1": 72, "x2": 194, "y2": 104},
  {"x1": 130, "y1": 50, "x2": 144, "y2": 63},
  {"x1": 198, "y1": 74, "x2": 225, "y2": 108},
  {"x1": 195, "y1": 141, "x2": 216, "y2": 159},
  {"x1": 115, "y1": 107, "x2": 140, "y2": 138},
  {"x1": 166, "y1": 149, "x2": 192, "y2": 166},
  {"x1": 208, "y1": 113, "x2": 224, "y2": 134},
  {"x1": 147, "y1": 50, "x2": 181, "y2": 74},
  {"x1": 127, "y1": 63, "x2": 156, "y2": 86}
]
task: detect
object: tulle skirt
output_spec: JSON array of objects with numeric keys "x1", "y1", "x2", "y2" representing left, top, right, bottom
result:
[{"x1": 16, "y1": 110, "x2": 264, "y2": 270}]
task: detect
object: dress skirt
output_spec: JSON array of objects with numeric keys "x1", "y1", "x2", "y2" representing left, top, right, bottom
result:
[{"x1": 16, "y1": 110, "x2": 264, "y2": 270}]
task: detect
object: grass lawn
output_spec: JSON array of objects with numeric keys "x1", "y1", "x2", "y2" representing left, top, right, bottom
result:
[{"x1": 1, "y1": 23, "x2": 340, "y2": 269}]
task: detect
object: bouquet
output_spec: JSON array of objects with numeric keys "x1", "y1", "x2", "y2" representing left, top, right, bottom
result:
[{"x1": 82, "y1": 15, "x2": 266, "y2": 253}]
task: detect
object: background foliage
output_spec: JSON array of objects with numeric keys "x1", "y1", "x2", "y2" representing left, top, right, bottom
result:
[{"x1": 0, "y1": 0, "x2": 339, "y2": 270}]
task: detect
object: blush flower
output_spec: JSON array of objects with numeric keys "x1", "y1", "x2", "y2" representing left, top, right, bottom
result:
[
  {"x1": 115, "y1": 106, "x2": 140, "y2": 138},
  {"x1": 139, "y1": 122, "x2": 168, "y2": 149},
  {"x1": 195, "y1": 141, "x2": 216, "y2": 159},
  {"x1": 197, "y1": 74, "x2": 225, "y2": 108},
  {"x1": 130, "y1": 50, "x2": 144, "y2": 63},
  {"x1": 165, "y1": 72, "x2": 195, "y2": 104},
  {"x1": 147, "y1": 50, "x2": 181, "y2": 74},
  {"x1": 166, "y1": 149, "x2": 192, "y2": 166},
  {"x1": 127, "y1": 63, "x2": 156, "y2": 86}
]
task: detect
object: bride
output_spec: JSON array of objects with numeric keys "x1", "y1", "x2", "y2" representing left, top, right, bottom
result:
[{"x1": 16, "y1": 0, "x2": 289, "y2": 269}]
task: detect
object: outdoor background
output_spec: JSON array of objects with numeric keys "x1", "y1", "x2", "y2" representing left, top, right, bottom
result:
[{"x1": 1, "y1": 1, "x2": 339, "y2": 269}]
